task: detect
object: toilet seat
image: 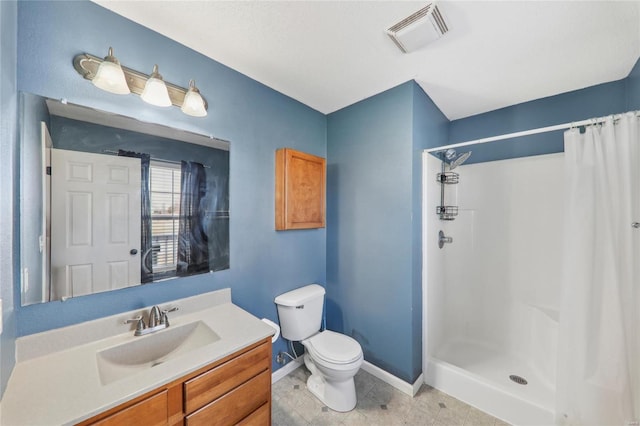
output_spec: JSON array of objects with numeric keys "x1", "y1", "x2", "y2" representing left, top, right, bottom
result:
[{"x1": 304, "y1": 330, "x2": 362, "y2": 364}]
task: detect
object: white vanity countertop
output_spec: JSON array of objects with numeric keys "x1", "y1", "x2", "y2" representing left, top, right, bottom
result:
[{"x1": 1, "y1": 289, "x2": 275, "y2": 426}]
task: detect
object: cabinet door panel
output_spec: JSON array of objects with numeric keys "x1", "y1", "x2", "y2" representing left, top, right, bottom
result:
[{"x1": 275, "y1": 148, "x2": 326, "y2": 230}]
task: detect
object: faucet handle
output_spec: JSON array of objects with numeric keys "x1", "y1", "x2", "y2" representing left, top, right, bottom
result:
[
  {"x1": 124, "y1": 316, "x2": 146, "y2": 334},
  {"x1": 160, "y1": 306, "x2": 179, "y2": 327}
]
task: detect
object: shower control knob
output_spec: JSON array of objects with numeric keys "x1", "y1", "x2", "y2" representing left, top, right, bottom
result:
[
  {"x1": 438, "y1": 230, "x2": 453, "y2": 249},
  {"x1": 632, "y1": 222, "x2": 640, "y2": 229}
]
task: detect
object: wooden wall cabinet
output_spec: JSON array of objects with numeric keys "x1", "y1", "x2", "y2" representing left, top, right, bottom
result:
[
  {"x1": 79, "y1": 338, "x2": 272, "y2": 426},
  {"x1": 275, "y1": 148, "x2": 326, "y2": 230}
]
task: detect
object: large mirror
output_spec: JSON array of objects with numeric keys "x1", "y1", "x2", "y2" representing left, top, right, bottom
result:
[{"x1": 20, "y1": 92, "x2": 230, "y2": 306}]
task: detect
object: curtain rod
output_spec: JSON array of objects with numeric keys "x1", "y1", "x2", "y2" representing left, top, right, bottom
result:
[
  {"x1": 425, "y1": 110, "x2": 640, "y2": 154},
  {"x1": 102, "y1": 149, "x2": 210, "y2": 168}
]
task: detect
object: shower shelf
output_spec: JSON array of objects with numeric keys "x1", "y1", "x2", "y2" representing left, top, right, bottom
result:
[
  {"x1": 436, "y1": 205, "x2": 458, "y2": 220},
  {"x1": 436, "y1": 170, "x2": 459, "y2": 221},
  {"x1": 435, "y1": 149, "x2": 470, "y2": 222},
  {"x1": 436, "y1": 172, "x2": 459, "y2": 184}
]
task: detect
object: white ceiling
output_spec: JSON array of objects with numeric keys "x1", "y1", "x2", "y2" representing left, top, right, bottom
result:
[{"x1": 94, "y1": 1, "x2": 640, "y2": 120}]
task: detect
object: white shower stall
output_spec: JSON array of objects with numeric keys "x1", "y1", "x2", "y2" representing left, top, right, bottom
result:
[{"x1": 423, "y1": 152, "x2": 564, "y2": 425}]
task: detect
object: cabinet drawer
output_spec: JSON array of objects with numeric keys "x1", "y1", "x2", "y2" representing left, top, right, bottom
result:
[
  {"x1": 184, "y1": 342, "x2": 270, "y2": 414},
  {"x1": 237, "y1": 403, "x2": 270, "y2": 426},
  {"x1": 185, "y1": 371, "x2": 270, "y2": 426},
  {"x1": 90, "y1": 390, "x2": 167, "y2": 426}
]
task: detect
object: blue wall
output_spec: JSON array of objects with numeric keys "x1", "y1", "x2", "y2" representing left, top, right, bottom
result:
[
  {"x1": 448, "y1": 79, "x2": 629, "y2": 164},
  {"x1": 0, "y1": 0, "x2": 18, "y2": 399},
  {"x1": 14, "y1": 1, "x2": 326, "y2": 375},
  {"x1": 326, "y1": 82, "x2": 445, "y2": 383},
  {"x1": 627, "y1": 57, "x2": 640, "y2": 111}
]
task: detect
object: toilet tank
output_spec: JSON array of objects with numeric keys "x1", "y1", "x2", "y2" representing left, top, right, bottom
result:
[{"x1": 274, "y1": 284, "x2": 325, "y2": 341}]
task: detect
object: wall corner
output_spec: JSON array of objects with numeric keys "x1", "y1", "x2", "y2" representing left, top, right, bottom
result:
[{"x1": 625, "y1": 56, "x2": 640, "y2": 111}]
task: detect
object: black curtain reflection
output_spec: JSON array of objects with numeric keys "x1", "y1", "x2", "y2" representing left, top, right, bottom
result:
[
  {"x1": 177, "y1": 161, "x2": 210, "y2": 275},
  {"x1": 117, "y1": 150, "x2": 153, "y2": 283}
]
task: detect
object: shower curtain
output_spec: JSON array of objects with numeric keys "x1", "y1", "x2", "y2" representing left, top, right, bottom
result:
[{"x1": 557, "y1": 113, "x2": 639, "y2": 426}]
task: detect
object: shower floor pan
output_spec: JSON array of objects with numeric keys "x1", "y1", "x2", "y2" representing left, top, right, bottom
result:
[{"x1": 426, "y1": 339, "x2": 555, "y2": 426}]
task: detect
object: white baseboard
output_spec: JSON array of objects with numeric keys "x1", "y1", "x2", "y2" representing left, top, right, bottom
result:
[
  {"x1": 412, "y1": 372, "x2": 425, "y2": 395},
  {"x1": 361, "y1": 361, "x2": 424, "y2": 397},
  {"x1": 271, "y1": 357, "x2": 425, "y2": 398},
  {"x1": 272, "y1": 358, "x2": 304, "y2": 384}
]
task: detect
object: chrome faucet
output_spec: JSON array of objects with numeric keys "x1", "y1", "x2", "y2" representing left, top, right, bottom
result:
[
  {"x1": 124, "y1": 305, "x2": 179, "y2": 336},
  {"x1": 148, "y1": 305, "x2": 161, "y2": 328}
]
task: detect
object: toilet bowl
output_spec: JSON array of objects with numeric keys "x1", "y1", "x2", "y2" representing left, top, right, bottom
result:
[
  {"x1": 274, "y1": 284, "x2": 364, "y2": 412},
  {"x1": 302, "y1": 330, "x2": 363, "y2": 412}
]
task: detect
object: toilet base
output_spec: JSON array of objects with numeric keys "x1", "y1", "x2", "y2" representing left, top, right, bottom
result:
[
  {"x1": 304, "y1": 355, "x2": 357, "y2": 412},
  {"x1": 306, "y1": 374, "x2": 357, "y2": 412}
]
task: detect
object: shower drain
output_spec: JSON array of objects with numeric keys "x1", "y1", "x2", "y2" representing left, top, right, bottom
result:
[{"x1": 509, "y1": 375, "x2": 528, "y2": 385}]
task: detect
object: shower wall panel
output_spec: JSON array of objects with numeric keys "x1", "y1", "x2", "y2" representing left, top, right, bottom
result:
[
  {"x1": 454, "y1": 153, "x2": 563, "y2": 358},
  {"x1": 427, "y1": 153, "x2": 564, "y2": 377}
]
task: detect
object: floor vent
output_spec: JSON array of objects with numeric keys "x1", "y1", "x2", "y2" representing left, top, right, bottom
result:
[{"x1": 509, "y1": 374, "x2": 528, "y2": 385}]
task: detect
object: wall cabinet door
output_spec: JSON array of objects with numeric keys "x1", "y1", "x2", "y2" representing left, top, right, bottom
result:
[{"x1": 275, "y1": 148, "x2": 326, "y2": 230}]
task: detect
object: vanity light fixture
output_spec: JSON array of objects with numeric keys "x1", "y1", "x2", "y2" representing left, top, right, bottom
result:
[{"x1": 73, "y1": 47, "x2": 208, "y2": 117}]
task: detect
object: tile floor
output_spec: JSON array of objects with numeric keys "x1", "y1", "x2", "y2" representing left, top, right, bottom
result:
[{"x1": 272, "y1": 366, "x2": 510, "y2": 426}]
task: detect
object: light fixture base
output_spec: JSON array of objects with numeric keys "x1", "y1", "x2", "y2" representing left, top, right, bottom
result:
[{"x1": 73, "y1": 53, "x2": 208, "y2": 111}]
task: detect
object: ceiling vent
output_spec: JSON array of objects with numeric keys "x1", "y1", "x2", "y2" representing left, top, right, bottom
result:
[{"x1": 386, "y1": 3, "x2": 449, "y2": 53}]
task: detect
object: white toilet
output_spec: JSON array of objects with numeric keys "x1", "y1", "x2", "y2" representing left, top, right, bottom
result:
[{"x1": 275, "y1": 284, "x2": 363, "y2": 412}]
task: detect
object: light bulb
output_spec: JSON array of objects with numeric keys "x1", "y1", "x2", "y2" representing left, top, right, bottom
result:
[
  {"x1": 181, "y1": 80, "x2": 207, "y2": 117},
  {"x1": 92, "y1": 47, "x2": 130, "y2": 95},
  {"x1": 141, "y1": 65, "x2": 171, "y2": 107}
]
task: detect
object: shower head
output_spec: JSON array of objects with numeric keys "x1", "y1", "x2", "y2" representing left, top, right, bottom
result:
[
  {"x1": 440, "y1": 149, "x2": 472, "y2": 170},
  {"x1": 450, "y1": 150, "x2": 471, "y2": 169}
]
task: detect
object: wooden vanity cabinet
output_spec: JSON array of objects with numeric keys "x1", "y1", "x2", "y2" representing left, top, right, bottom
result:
[
  {"x1": 79, "y1": 338, "x2": 272, "y2": 426},
  {"x1": 275, "y1": 148, "x2": 326, "y2": 230}
]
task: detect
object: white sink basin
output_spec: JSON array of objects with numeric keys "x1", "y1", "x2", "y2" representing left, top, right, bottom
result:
[{"x1": 96, "y1": 321, "x2": 219, "y2": 385}]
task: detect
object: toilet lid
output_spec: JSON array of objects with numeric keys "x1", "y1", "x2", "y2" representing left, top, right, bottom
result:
[{"x1": 306, "y1": 331, "x2": 362, "y2": 364}]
